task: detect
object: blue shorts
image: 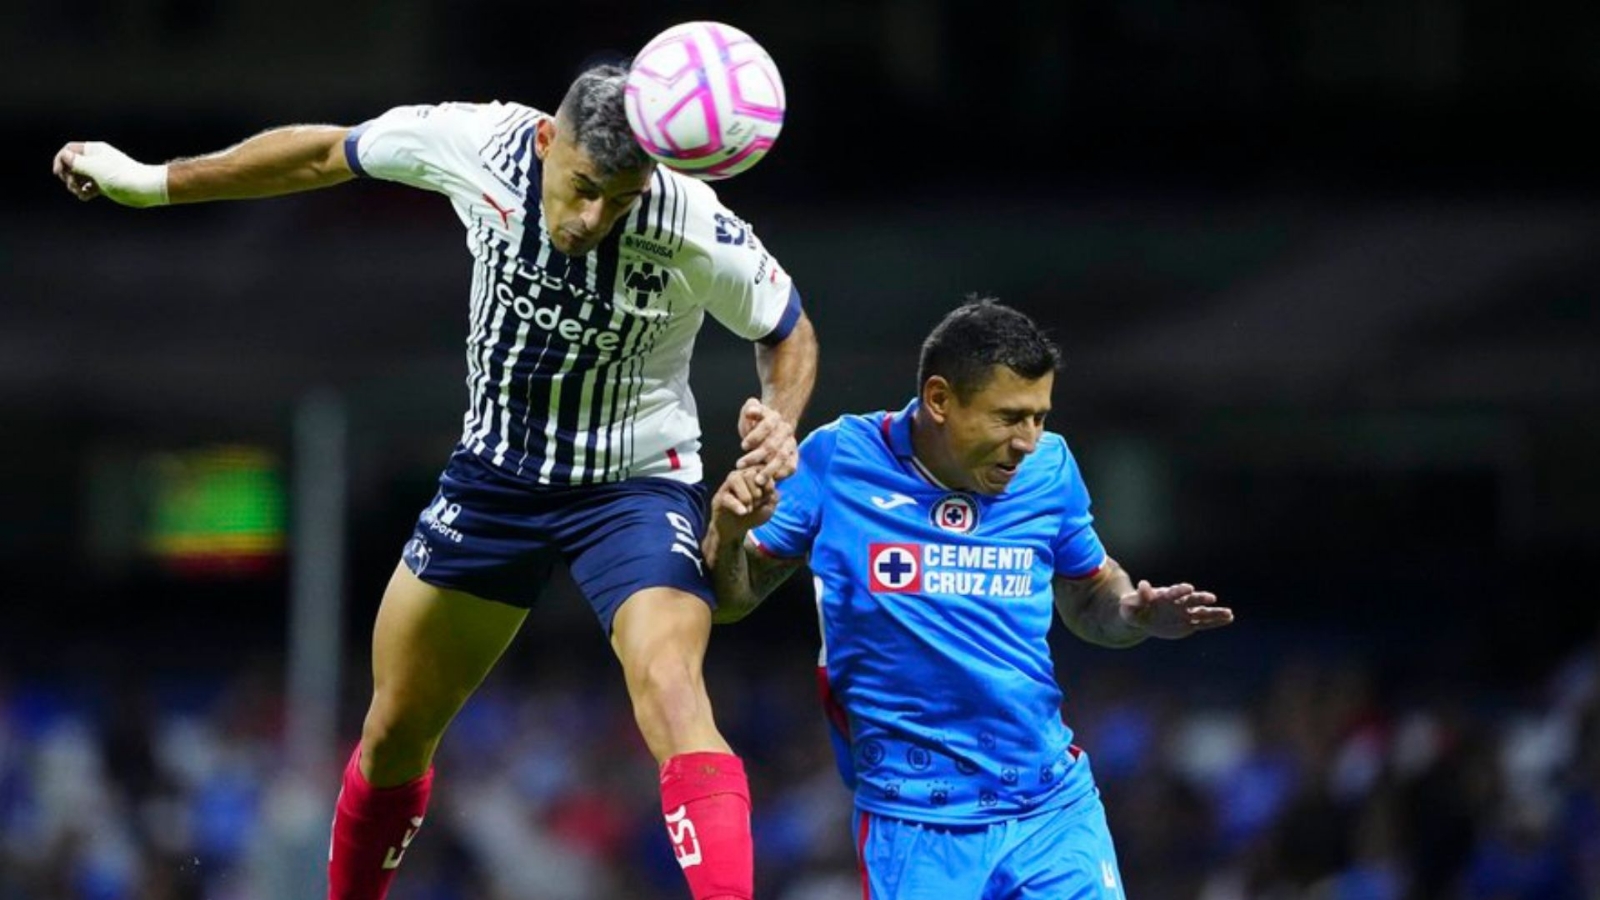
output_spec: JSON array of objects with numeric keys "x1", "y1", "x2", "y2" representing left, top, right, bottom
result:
[
  {"x1": 855, "y1": 790, "x2": 1125, "y2": 899},
  {"x1": 400, "y1": 448, "x2": 714, "y2": 631}
]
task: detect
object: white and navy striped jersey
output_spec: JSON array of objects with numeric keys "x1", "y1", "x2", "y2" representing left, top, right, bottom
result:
[{"x1": 343, "y1": 101, "x2": 801, "y2": 486}]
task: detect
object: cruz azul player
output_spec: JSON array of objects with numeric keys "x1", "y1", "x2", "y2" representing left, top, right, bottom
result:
[
  {"x1": 54, "y1": 65, "x2": 818, "y2": 900},
  {"x1": 704, "y1": 299, "x2": 1230, "y2": 898}
]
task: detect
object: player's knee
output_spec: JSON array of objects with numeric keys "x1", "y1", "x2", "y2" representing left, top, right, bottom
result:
[
  {"x1": 627, "y1": 652, "x2": 708, "y2": 733},
  {"x1": 360, "y1": 697, "x2": 452, "y2": 783}
]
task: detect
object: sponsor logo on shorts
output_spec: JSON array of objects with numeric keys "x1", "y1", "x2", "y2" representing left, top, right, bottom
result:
[
  {"x1": 403, "y1": 535, "x2": 432, "y2": 574},
  {"x1": 666, "y1": 512, "x2": 704, "y2": 577},
  {"x1": 421, "y1": 496, "x2": 465, "y2": 544}
]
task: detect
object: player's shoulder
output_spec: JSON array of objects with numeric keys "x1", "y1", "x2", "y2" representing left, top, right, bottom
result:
[
  {"x1": 453, "y1": 100, "x2": 545, "y2": 137},
  {"x1": 1036, "y1": 431, "x2": 1072, "y2": 463},
  {"x1": 627, "y1": 167, "x2": 754, "y2": 257},
  {"x1": 377, "y1": 99, "x2": 540, "y2": 123},
  {"x1": 656, "y1": 165, "x2": 721, "y2": 205},
  {"x1": 798, "y1": 411, "x2": 893, "y2": 464},
  {"x1": 1017, "y1": 432, "x2": 1083, "y2": 488},
  {"x1": 367, "y1": 100, "x2": 542, "y2": 147}
]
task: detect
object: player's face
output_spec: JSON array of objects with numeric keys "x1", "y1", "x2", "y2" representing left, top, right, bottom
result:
[
  {"x1": 534, "y1": 118, "x2": 652, "y2": 256},
  {"x1": 924, "y1": 366, "x2": 1053, "y2": 495}
]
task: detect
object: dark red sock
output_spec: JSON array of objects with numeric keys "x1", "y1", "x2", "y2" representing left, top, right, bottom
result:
[
  {"x1": 327, "y1": 744, "x2": 434, "y2": 900},
  {"x1": 659, "y1": 751, "x2": 754, "y2": 900}
]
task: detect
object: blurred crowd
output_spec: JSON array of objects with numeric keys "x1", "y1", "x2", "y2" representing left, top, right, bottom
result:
[{"x1": 2, "y1": 624, "x2": 1597, "y2": 900}]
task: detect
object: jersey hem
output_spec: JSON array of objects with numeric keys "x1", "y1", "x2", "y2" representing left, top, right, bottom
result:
[{"x1": 851, "y1": 776, "x2": 1097, "y2": 828}]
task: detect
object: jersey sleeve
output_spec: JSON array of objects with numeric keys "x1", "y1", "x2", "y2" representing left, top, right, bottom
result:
[
  {"x1": 749, "y1": 423, "x2": 839, "y2": 558},
  {"x1": 676, "y1": 180, "x2": 802, "y2": 345},
  {"x1": 343, "y1": 102, "x2": 504, "y2": 197},
  {"x1": 1051, "y1": 442, "x2": 1108, "y2": 578}
]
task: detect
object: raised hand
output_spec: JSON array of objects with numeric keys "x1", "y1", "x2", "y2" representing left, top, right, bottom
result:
[
  {"x1": 1118, "y1": 580, "x2": 1233, "y2": 640},
  {"x1": 52, "y1": 141, "x2": 169, "y2": 207},
  {"x1": 709, "y1": 467, "x2": 780, "y2": 537},
  {"x1": 735, "y1": 397, "x2": 796, "y2": 483}
]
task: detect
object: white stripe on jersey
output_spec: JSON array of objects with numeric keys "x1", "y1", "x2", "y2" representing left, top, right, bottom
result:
[
  {"x1": 499, "y1": 220, "x2": 555, "y2": 467},
  {"x1": 490, "y1": 319, "x2": 529, "y2": 466}
]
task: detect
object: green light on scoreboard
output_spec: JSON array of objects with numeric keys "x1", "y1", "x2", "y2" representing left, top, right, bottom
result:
[{"x1": 144, "y1": 445, "x2": 286, "y2": 575}]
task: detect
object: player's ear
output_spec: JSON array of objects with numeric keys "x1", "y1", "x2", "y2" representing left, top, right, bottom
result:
[
  {"x1": 922, "y1": 376, "x2": 953, "y2": 423},
  {"x1": 535, "y1": 118, "x2": 556, "y2": 160}
]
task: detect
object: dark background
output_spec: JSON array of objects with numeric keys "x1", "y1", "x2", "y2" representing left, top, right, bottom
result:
[{"x1": 3, "y1": 2, "x2": 1599, "y2": 898}]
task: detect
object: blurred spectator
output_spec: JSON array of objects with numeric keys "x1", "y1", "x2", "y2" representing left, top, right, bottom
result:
[{"x1": 4, "y1": 625, "x2": 1600, "y2": 899}]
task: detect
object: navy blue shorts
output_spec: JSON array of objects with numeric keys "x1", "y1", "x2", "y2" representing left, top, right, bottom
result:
[{"x1": 399, "y1": 449, "x2": 714, "y2": 631}]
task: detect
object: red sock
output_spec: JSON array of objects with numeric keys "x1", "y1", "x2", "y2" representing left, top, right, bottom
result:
[
  {"x1": 327, "y1": 744, "x2": 434, "y2": 900},
  {"x1": 659, "y1": 751, "x2": 754, "y2": 900}
]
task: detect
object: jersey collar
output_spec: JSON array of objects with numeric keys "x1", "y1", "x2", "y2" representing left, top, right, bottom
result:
[{"x1": 881, "y1": 399, "x2": 951, "y2": 489}]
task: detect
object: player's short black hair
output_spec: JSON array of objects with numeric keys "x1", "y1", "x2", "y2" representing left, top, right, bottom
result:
[
  {"x1": 556, "y1": 64, "x2": 653, "y2": 177},
  {"x1": 917, "y1": 297, "x2": 1061, "y2": 400}
]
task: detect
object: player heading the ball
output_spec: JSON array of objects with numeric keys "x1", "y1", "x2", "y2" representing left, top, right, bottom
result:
[{"x1": 626, "y1": 21, "x2": 785, "y2": 180}]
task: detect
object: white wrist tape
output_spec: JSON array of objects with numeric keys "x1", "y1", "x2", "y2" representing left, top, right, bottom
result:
[{"x1": 76, "y1": 142, "x2": 170, "y2": 208}]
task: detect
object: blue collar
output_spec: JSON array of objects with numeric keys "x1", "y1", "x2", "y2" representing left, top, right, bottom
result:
[
  {"x1": 882, "y1": 398, "x2": 919, "y2": 459},
  {"x1": 882, "y1": 398, "x2": 952, "y2": 488}
]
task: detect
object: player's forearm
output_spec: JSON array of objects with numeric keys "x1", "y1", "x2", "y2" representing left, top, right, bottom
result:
[
  {"x1": 704, "y1": 532, "x2": 764, "y2": 623},
  {"x1": 755, "y1": 312, "x2": 817, "y2": 426},
  {"x1": 166, "y1": 126, "x2": 354, "y2": 203},
  {"x1": 1054, "y1": 558, "x2": 1147, "y2": 648}
]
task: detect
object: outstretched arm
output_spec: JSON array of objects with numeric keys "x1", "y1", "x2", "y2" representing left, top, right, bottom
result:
[
  {"x1": 53, "y1": 125, "x2": 354, "y2": 208},
  {"x1": 1053, "y1": 557, "x2": 1233, "y2": 648},
  {"x1": 703, "y1": 468, "x2": 804, "y2": 624}
]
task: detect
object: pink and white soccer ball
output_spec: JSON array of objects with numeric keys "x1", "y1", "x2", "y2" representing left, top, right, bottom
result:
[{"x1": 625, "y1": 22, "x2": 785, "y2": 180}]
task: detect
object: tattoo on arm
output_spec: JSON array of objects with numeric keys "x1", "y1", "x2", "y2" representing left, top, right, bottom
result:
[
  {"x1": 749, "y1": 548, "x2": 802, "y2": 598},
  {"x1": 709, "y1": 538, "x2": 802, "y2": 623}
]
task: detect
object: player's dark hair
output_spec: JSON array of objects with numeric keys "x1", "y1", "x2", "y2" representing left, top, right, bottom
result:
[
  {"x1": 556, "y1": 64, "x2": 653, "y2": 177},
  {"x1": 917, "y1": 297, "x2": 1061, "y2": 400}
]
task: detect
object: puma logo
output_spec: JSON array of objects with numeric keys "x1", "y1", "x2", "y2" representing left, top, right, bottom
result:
[{"x1": 481, "y1": 192, "x2": 518, "y2": 228}]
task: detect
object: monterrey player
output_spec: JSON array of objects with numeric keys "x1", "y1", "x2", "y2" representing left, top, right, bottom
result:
[
  {"x1": 53, "y1": 65, "x2": 818, "y2": 900},
  {"x1": 704, "y1": 299, "x2": 1229, "y2": 898}
]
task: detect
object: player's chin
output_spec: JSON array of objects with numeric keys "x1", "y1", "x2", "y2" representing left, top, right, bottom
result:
[
  {"x1": 556, "y1": 231, "x2": 599, "y2": 256},
  {"x1": 973, "y1": 463, "x2": 1018, "y2": 495}
]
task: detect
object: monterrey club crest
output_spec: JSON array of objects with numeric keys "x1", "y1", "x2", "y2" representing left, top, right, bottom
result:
[
  {"x1": 931, "y1": 494, "x2": 980, "y2": 534},
  {"x1": 868, "y1": 543, "x2": 921, "y2": 593}
]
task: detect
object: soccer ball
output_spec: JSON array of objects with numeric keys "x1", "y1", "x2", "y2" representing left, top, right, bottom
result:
[{"x1": 625, "y1": 21, "x2": 785, "y2": 180}]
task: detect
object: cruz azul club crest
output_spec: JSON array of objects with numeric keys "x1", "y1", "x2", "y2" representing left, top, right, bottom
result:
[{"x1": 931, "y1": 494, "x2": 980, "y2": 534}]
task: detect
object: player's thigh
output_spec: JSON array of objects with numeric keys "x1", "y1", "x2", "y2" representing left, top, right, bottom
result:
[
  {"x1": 996, "y1": 794, "x2": 1125, "y2": 900},
  {"x1": 562, "y1": 478, "x2": 716, "y2": 633},
  {"x1": 368, "y1": 560, "x2": 529, "y2": 733},
  {"x1": 609, "y1": 586, "x2": 714, "y2": 674},
  {"x1": 857, "y1": 810, "x2": 989, "y2": 900}
]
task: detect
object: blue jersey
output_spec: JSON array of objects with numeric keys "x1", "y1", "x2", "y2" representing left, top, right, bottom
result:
[{"x1": 751, "y1": 399, "x2": 1108, "y2": 825}]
